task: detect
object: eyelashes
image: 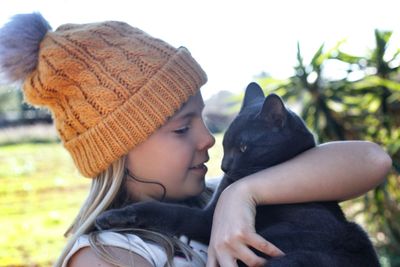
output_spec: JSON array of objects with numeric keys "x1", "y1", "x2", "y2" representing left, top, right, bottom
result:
[{"x1": 173, "y1": 126, "x2": 190, "y2": 135}]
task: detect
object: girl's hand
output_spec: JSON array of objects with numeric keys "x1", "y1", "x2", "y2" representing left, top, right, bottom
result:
[{"x1": 206, "y1": 182, "x2": 284, "y2": 267}]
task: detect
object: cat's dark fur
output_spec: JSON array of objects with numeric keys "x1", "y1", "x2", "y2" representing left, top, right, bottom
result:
[{"x1": 96, "y1": 82, "x2": 380, "y2": 266}]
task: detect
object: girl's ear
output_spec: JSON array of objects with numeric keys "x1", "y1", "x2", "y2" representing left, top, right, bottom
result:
[
  {"x1": 240, "y1": 82, "x2": 264, "y2": 113},
  {"x1": 258, "y1": 93, "x2": 287, "y2": 129}
]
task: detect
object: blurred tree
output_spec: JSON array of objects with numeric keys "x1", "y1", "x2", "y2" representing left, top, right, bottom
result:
[
  {"x1": 204, "y1": 90, "x2": 238, "y2": 133},
  {"x1": 0, "y1": 86, "x2": 19, "y2": 112},
  {"x1": 0, "y1": 85, "x2": 21, "y2": 126},
  {"x1": 0, "y1": 85, "x2": 52, "y2": 127},
  {"x1": 260, "y1": 41, "x2": 352, "y2": 142},
  {"x1": 259, "y1": 29, "x2": 400, "y2": 266},
  {"x1": 334, "y1": 29, "x2": 400, "y2": 266}
]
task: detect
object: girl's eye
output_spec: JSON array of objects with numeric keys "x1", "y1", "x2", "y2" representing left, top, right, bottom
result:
[{"x1": 174, "y1": 126, "x2": 190, "y2": 135}]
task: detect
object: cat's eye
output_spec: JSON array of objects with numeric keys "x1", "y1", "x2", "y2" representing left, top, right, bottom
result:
[{"x1": 239, "y1": 144, "x2": 247, "y2": 153}]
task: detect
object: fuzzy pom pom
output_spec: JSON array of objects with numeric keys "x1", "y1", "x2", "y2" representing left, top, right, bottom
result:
[{"x1": 0, "y1": 13, "x2": 51, "y2": 84}]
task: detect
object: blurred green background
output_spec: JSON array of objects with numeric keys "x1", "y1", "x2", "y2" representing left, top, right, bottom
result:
[{"x1": 0, "y1": 30, "x2": 399, "y2": 266}]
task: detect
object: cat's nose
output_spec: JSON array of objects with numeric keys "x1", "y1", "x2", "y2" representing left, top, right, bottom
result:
[{"x1": 221, "y1": 158, "x2": 231, "y2": 173}]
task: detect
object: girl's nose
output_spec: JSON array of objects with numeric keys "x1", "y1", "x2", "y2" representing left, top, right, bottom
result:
[
  {"x1": 204, "y1": 131, "x2": 216, "y2": 150},
  {"x1": 198, "y1": 122, "x2": 216, "y2": 151}
]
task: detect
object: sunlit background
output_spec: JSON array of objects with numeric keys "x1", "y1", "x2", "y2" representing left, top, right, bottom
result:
[
  {"x1": 1, "y1": 1, "x2": 399, "y2": 266},
  {"x1": 1, "y1": 0, "x2": 399, "y2": 99}
]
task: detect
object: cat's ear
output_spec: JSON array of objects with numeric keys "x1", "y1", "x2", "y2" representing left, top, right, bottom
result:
[
  {"x1": 240, "y1": 82, "x2": 264, "y2": 112},
  {"x1": 259, "y1": 93, "x2": 287, "y2": 129}
]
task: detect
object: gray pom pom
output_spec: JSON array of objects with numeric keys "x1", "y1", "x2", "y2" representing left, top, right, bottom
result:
[{"x1": 0, "y1": 13, "x2": 51, "y2": 84}]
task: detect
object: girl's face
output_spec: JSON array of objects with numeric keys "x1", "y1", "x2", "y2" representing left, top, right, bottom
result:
[{"x1": 125, "y1": 92, "x2": 215, "y2": 201}]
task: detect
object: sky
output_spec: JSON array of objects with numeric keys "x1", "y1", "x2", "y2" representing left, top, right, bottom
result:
[{"x1": 1, "y1": 0, "x2": 399, "y2": 99}]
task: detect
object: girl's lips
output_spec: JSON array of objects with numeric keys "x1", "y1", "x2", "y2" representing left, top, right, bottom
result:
[{"x1": 189, "y1": 163, "x2": 208, "y2": 175}]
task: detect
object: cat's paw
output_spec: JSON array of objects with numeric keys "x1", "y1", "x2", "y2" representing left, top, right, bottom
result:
[{"x1": 95, "y1": 204, "x2": 143, "y2": 230}]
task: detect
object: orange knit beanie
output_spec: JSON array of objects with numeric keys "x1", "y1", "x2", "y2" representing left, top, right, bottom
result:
[{"x1": 0, "y1": 13, "x2": 207, "y2": 177}]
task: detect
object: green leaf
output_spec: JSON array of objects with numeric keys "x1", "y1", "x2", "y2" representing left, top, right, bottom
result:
[
  {"x1": 310, "y1": 43, "x2": 325, "y2": 69},
  {"x1": 335, "y1": 51, "x2": 364, "y2": 64},
  {"x1": 351, "y1": 76, "x2": 400, "y2": 92},
  {"x1": 389, "y1": 48, "x2": 400, "y2": 63},
  {"x1": 375, "y1": 29, "x2": 392, "y2": 46},
  {"x1": 296, "y1": 42, "x2": 305, "y2": 69}
]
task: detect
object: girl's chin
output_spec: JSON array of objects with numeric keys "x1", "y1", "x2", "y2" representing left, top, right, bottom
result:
[
  {"x1": 165, "y1": 183, "x2": 207, "y2": 203},
  {"x1": 194, "y1": 179, "x2": 207, "y2": 194}
]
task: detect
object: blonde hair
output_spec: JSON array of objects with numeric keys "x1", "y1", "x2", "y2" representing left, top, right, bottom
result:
[
  {"x1": 54, "y1": 156, "x2": 126, "y2": 266},
  {"x1": 54, "y1": 155, "x2": 210, "y2": 267}
]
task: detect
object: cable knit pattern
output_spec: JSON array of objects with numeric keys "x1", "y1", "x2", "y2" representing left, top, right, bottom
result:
[{"x1": 22, "y1": 21, "x2": 207, "y2": 177}]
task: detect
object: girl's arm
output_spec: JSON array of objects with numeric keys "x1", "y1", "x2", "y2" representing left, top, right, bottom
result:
[
  {"x1": 243, "y1": 140, "x2": 391, "y2": 204},
  {"x1": 206, "y1": 141, "x2": 392, "y2": 267}
]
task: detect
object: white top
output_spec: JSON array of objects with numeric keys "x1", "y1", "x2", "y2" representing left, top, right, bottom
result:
[{"x1": 62, "y1": 231, "x2": 208, "y2": 267}]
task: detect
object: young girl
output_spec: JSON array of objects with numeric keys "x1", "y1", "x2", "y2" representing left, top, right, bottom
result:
[{"x1": 0, "y1": 13, "x2": 391, "y2": 267}]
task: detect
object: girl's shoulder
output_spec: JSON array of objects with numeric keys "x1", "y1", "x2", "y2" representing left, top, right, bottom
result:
[
  {"x1": 67, "y1": 245, "x2": 153, "y2": 267},
  {"x1": 63, "y1": 231, "x2": 208, "y2": 267},
  {"x1": 63, "y1": 231, "x2": 168, "y2": 267}
]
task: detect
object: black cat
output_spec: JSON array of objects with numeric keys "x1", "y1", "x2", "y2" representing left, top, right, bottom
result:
[{"x1": 96, "y1": 82, "x2": 380, "y2": 267}]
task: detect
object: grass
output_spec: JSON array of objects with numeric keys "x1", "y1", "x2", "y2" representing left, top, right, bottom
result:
[
  {"x1": 0, "y1": 142, "x2": 90, "y2": 266},
  {"x1": 0, "y1": 133, "x2": 224, "y2": 266}
]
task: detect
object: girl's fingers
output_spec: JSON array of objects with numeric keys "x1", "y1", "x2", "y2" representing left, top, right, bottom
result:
[
  {"x1": 244, "y1": 232, "x2": 285, "y2": 257},
  {"x1": 231, "y1": 244, "x2": 266, "y2": 267},
  {"x1": 207, "y1": 234, "x2": 283, "y2": 267}
]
